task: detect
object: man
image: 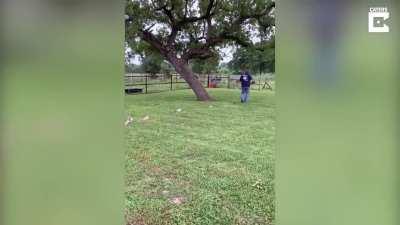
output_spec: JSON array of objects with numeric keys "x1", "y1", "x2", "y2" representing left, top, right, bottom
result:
[{"x1": 239, "y1": 71, "x2": 253, "y2": 103}]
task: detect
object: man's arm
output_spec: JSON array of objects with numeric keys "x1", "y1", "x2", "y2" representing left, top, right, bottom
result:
[{"x1": 250, "y1": 75, "x2": 256, "y2": 84}]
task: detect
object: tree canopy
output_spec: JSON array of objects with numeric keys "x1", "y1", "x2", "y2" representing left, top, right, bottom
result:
[
  {"x1": 229, "y1": 41, "x2": 275, "y2": 74},
  {"x1": 125, "y1": 0, "x2": 275, "y2": 100}
]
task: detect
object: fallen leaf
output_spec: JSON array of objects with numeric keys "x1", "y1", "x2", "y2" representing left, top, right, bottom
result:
[
  {"x1": 125, "y1": 115, "x2": 134, "y2": 126},
  {"x1": 141, "y1": 115, "x2": 150, "y2": 121}
]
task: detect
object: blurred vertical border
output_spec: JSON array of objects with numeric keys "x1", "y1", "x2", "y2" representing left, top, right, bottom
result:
[
  {"x1": 2, "y1": 1, "x2": 125, "y2": 225},
  {"x1": 276, "y1": 0, "x2": 399, "y2": 225},
  {"x1": 1, "y1": 0, "x2": 5, "y2": 222}
]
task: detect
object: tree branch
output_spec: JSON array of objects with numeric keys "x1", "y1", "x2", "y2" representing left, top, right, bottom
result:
[
  {"x1": 184, "y1": 0, "x2": 189, "y2": 17},
  {"x1": 200, "y1": 1, "x2": 275, "y2": 49},
  {"x1": 144, "y1": 23, "x2": 156, "y2": 32},
  {"x1": 167, "y1": 0, "x2": 216, "y2": 45},
  {"x1": 182, "y1": 47, "x2": 215, "y2": 61},
  {"x1": 154, "y1": 4, "x2": 176, "y2": 25},
  {"x1": 235, "y1": 1, "x2": 275, "y2": 26},
  {"x1": 139, "y1": 29, "x2": 170, "y2": 56},
  {"x1": 176, "y1": 0, "x2": 215, "y2": 28},
  {"x1": 139, "y1": 0, "x2": 275, "y2": 63}
]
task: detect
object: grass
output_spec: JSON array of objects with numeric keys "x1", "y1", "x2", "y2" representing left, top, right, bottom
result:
[{"x1": 125, "y1": 88, "x2": 275, "y2": 225}]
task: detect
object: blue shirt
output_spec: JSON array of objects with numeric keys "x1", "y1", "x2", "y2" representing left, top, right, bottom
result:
[{"x1": 240, "y1": 74, "x2": 253, "y2": 88}]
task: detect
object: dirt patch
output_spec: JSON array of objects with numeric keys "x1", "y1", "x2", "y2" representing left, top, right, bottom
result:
[
  {"x1": 169, "y1": 196, "x2": 186, "y2": 205},
  {"x1": 149, "y1": 166, "x2": 162, "y2": 175},
  {"x1": 126, "y1": 211, "x2": 152, "y2": 225},
  {"x1": 126, "y1": 208, "x2": 172, "y2": 225},
  {"x1": 233, "y1": 215, "x2": 270, "y2": 225},
  {"x1": 135, "y1": 152, "x2": 152, "y2": 164}
]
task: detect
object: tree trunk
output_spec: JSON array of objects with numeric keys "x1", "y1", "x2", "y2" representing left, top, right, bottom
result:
[{"x1": 168, "y1": 57, "x2": 212, "y2": 101}]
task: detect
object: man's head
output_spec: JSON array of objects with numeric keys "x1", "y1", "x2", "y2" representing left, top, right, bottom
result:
[{"x1": 240, "y1": 66, "x2": 247, "y2": 74}]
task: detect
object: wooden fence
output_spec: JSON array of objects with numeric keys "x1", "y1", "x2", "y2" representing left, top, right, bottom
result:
[{"x1": 125, "y1": 73, "x2": 273, "y2": 94}]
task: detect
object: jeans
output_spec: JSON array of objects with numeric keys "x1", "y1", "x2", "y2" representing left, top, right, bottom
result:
[{"x1": 241, "y1": 87, "x2": 250, "y2": 102}]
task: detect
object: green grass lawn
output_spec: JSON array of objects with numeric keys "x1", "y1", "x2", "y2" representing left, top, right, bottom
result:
[{"x1": 125, "y1": 88, "x2": 275, "y2": 225}]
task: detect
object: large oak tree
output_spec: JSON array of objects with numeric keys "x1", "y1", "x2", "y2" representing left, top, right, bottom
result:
[{"x1": 126, "y1": 0, "x2": 275, "y2": 101}]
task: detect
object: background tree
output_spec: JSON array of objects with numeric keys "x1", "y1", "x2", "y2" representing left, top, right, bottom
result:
[
  {"x1": 191, "y1": 56, "x2": 219, "y2": 75},
  {"x1": 141, "y1": 53, "x2": 163, "y2": 77},
  {"x1": 217, "y1": 62, "x2": 232, "y2": 75},
  {"x1": 160, "y1": 60, "x2": 174, "y2": 78},
  {"x1": 125, "y1": 63, "x2": 143, "y2": 73},
  {"x1": 126, "y1": 0, "x2": 275, "y2": 101},
  {"x1": 229, "y1": 40, "x2": 275, "y2": 75}
]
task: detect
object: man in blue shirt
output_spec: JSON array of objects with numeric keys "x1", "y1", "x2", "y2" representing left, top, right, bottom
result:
[{"x1": 239, "y1": 71, "x2": 253, "y2": 103}]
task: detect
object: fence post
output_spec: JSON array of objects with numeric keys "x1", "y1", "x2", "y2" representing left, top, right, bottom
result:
[
  {"x1": 170, "y1": 75, "x2": 173, "y2": 91},
  {"x1": 227, "y1": 76, "x2": 230, "y2": 89},
  {"x1": 207, "y1": 75, "x2": 210, "y2": 88},
  {"x1": 145, "y1": 75, "x2": 148, "y2": 94}
]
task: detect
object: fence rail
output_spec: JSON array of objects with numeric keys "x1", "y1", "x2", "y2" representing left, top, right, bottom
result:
[{"x1": 125, "y1": 73, "x2": 273, "y2": 94}]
